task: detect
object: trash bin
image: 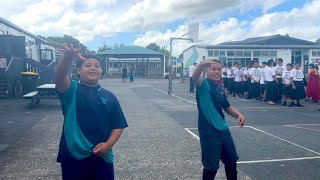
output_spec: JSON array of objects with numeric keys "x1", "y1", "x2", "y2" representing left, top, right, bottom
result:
[{"x1": 21, "y1": 72, "x2": 39, "y2": 95}]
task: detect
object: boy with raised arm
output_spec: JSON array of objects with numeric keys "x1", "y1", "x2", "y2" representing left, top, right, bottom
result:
[
  {"x1": 55, "y1": 44, "x2": 128, "y2": 180},
  {"x1": 192, "y1": 59, "x2": 245, "y2": 180}
]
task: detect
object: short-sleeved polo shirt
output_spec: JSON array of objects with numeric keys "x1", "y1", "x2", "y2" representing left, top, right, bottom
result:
[
  {"x1": 57, "y1": 81, "x2": 128, "y2": 163},
  {"x1": 196, "y1": 78, "x2": 230, "y2": 131}
]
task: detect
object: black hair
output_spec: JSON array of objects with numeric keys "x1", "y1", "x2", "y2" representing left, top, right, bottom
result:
[
  {"x1": 277, "y1": 58, "x2": 283, "y2": 63},
  {"x1": 262, "y1": 62, "x2": 267, "y2": 65},
  {"x1": 227, "y1": 63, "x2": 232, "y2": 68},
  {"x1": 267, "y1": 59, "x2": 274, "y2": 66},
  {"x1": 309, "y1": 63, "x2": 315, "y2": 69},
  {"x1": 286, "y1": 63, "x2": 293, "y2": 67},
  {"x1": 212, "y1": 59, "x2": 221, "y2": 64},
  {"x1": 76, "y1": 54, "x2": 101, "y2": 68}
]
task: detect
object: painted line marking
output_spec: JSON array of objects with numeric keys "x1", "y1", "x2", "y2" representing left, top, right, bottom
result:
[
  {"x1": 184, "y1": 128, "x2": 199, "y2": 140},
  {"x1": 237, "y1": 156, "x2": 320, "y2": 164},
  {"x1": 184, "y1": 128, "x2": 320, "y2": 164},
  {"x1": 284, "y1": 125, "x2": 320, "y2": 132},
  {"x1": 247, "y1": 126, "x2": 320, "y2": 156}
]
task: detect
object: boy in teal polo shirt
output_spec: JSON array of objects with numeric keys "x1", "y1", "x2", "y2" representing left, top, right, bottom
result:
[
  {"x1": 55, "y1": 44, "x2": 128, "y2": 180},
  {"x1": 192, "y1": 60, "x2": 245, "y2": 180}
]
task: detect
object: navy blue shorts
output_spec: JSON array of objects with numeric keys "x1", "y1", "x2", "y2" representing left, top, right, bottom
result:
[
  {"x1": 199, "y1": 128, "x2": 239, "y2": 171},
  {"x1": 61, "y1": 155, "x2": 114, "y2": 180}
]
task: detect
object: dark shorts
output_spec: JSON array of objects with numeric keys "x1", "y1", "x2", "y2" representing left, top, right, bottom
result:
[
  {"x1": 61, "y1": 155, "x2": 114, "y2": 180},
  {"x1": 199, "y1": 128, "x2": 239, "y2": 171},
  {"x1": 282, "y1": 84, "x2": 292, "y2": 96},
  {"x1": 223, "y1": 78, "x2": 228, "y2": 88}
]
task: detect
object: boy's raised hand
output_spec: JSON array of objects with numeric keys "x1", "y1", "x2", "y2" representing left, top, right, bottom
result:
[{"x1": 57, "y1": 44, "x2": 87, "y2": 61}]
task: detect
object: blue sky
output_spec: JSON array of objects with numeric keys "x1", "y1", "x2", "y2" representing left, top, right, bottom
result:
[{"x1": 1, "y1": 0, "x2": 319, "y2": 55}]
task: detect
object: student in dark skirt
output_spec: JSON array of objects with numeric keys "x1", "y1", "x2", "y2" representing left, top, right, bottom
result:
[
  {"x1": 234, "y1": 64, "x2": 244, "y2": 97},
  {"x1": 282, "y1": 63, "x2": 293, "y2": 106},
  {"x1": 226, "y1": 63, "x2": 234, "y2": 94},
  {"x1": 249, "y1": 61, "x2": 261, "y2": 100},
  {"x1": 260, "y1": 62, "x2": 267, "y2": 101},
  {"x1": 264, "y1": 59, "x2": 278, "y2": 105},
  {"x1": 243, "y1": 65, "x2": 250, "y2": 98},
  {"x1": 289, "y1": 63, "x2": 306, "y2": 107}
]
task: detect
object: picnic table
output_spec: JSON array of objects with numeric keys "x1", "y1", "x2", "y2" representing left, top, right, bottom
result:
[{"x1": 22, "y1": 84, "x2": 57, "y2": 107}]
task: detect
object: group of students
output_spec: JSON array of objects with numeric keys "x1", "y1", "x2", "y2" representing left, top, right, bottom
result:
[{"x1": 222, "y1": 58, "x2": 309, "y2": 106}]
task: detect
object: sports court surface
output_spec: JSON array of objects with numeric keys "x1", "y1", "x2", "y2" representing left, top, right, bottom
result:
[{"x1": 0, "y1": 78, "x2": 319, "y2": 179}]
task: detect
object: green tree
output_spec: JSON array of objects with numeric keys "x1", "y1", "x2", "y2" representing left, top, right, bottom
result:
[
  {"x1": 98, "y1": 42, "x2": 112, "y2": 52},
  {"x1": 146, "y1": 43, "x2": 161, "y2": 52},
  {"x1": 43, "y1": 35, "x2": 91, "y2": 54},
  {"x1": 316, "y1": 38, "x2": 320, "y2": 45},
  {"x1": 114, "y1": 43, "x2": 125, "y2": 49}
]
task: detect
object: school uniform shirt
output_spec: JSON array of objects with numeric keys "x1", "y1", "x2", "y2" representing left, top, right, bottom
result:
[
  {"x1": 222, "y1": 67, "x2": 227, "y2": 78},
  {"x1": 189, "y1": 64, "x2": 197, "y2": 77},
  {"x1": 290, "y1": 69, "x2": 304, "y2": 81},
  {"x1": 57, "y1": 81, "x2": 128, "y2": 163},
  {"x1": 234, "y1": 69, "x2": 243, "y2": 82},
  {"x1": 232, "y1": 67, "x2": 237, "y2": 78},
  {"x1": 227, "y1": 69, "x2": 233, "y2": 78},
  {"x1": 264, "y1": 66, "x2": 276, "y2": 82},
  {"x1": 243, "y1": 69, "x2": 249, "y2": 81},
  {"x1": 260, "y1": 68, "x2": 265, "y2": 84},
  {"x1": 275, "y1": 65, "x2": 285, "y2": 78},
  {"x1": 249, "y1": 68, "x2": 261, "y2": 83},
  {"x1": 282, "y1": 70, "x2": 292, "y2": 85}
]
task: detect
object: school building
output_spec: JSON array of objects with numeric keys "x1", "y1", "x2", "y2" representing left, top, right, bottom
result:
[{"x1": 183, "y1": 34, "x2": 320, "y2": 72}]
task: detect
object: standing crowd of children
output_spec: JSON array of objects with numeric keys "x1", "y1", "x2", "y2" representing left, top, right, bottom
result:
[{"x1": 221, "y1": 58, "x2": 311, "y2": 107}]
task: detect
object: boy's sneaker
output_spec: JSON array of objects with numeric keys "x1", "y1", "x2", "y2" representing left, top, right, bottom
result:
[
  {"x1": 288, "y1": 102, "x2": 295, "y2": 107},
  {"x1": 296, "y1": 103, "x2": 304, "y2": 107},
  {"x1": 282, "y1": 101, "x2": 287, "y2": 106}
]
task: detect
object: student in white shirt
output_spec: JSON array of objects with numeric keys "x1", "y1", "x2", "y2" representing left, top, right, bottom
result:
[
  {"x1": 227, "y1": 63, "x2": 234, "y2": 95},
  {"x1": 243, "y1": 65, "x2": 251, "y2": 98},
  {"x1": 234, "y1": 64, "x2": 244, "y2": 97},
  {"x1": 222, "y1": 63, "x2": 228, "y2": 92},
  {"x1": 189, "y1": 62, "x2": 197, "y2": 92},
  {"x1": 264, "y1": 59, "x2": 278, "y2": 105},
  {"x1": 260, "y1": 62, "x2": 267, "y2": 101},
  {"x1": 275, "y1": 58, "x2": 285, "y2": 102},
  {"x1": 282, "y1": 63, "x2": 293, "y2": 106},
  {"x1": 249, "y1": 61, "x2": 261, "y2": 100},
  {"x1": 289, "y1": 63, "x2": 306, "y2": 107}
]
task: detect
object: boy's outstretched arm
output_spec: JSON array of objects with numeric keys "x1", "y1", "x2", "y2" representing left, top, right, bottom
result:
[
  {"x1": 93, "y1": 129, "x2": 123, "y2": 156},
  {"x1": 224, "y1": 106, "x2": 245, "y2": 127},
  {"x1": 55, "y1": 44, "x2": 86, "y2": 93}
]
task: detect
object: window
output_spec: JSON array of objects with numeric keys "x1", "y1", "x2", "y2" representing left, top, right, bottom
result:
[
  {"x1": 0, "y1": 30, "x2": 4, "y2": 35},
  {"x1": 220, "y1": 51, "x2": 225, "y2": 57},
  {"x1": 244, "y1": 51, "x2": 251, "y2": 57},
  {"x1": 227, "y1": 51, "x2": 235, "y2": 56},
  {"x1": 261, "y1": 51, "x2": 269, "y2": 56},
  {"x1": 208, "y1": 50, "x2": 213, "y2": 57},
  {"x1": 270, "y1": 51, "x2": 277, "y2": 57},
  {"x1": 235, "y1": 51, "x2": 244, "y2": 57},
  {"x1": 312, "y1": 51, "x2": 317, "y2": 57},
  {"x1": 214, "y1": 51, "x2": 219, "y2": 57},
  {"x1": 318, "y1": 51, "x2": 320, "y2": 57},
  {"x1": 253, "y1": 51, "x2": 260, "y2": 57}
]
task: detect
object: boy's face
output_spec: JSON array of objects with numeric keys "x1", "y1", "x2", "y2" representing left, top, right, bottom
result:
[
  {"x1": 262, "y1": 64, "x2": 266, "y2": 68},
  {"x1": 205, "y1": 63, "x2": 222, "y2": 82},
  {"x1": 77, "y1": 58, "x2": 102, "y2": 85},
  {"x1": 253, "y1": 62, "x2": 258, "y2": 68},
  {"x1": 287, "y1": 65, "x2": 293, "y2": 71}
]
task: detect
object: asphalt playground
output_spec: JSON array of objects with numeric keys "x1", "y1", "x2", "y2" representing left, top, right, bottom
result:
[{"x1": 0, "y1": 78, "x2": 319, "y2": 179}]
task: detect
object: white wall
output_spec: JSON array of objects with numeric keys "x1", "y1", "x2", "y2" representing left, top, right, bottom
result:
[
  {"x1": 277, "y1": 49, "x2": 291, "y2": 65},
  {"x1": 183, "y1": 47, "x2": 207, "y2": 68}
]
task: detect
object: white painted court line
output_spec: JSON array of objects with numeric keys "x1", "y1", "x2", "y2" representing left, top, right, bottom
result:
[
  {"x1": 284, "y1": 125, "x2": 320, "y2": 132},
  {"x1": 183, "y1": 93, "x2": 196, "y2": 98},
  {"x1": 247, "y1": 126, "x2": 320, "y2": 156},
  {"x1": 184, "y1": 128, "x2": 199, "y2": 140},
  {"x1": 184, "y1": 127, "x2": 320, "y2": 164},
  {"x1": 237, "y1": 156, "x2": 320, "y2": 164}
]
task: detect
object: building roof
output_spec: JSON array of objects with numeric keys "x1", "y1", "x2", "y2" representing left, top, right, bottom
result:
[
  {"x1": 97, "y1": 46, "x2": 164, "y2": 59},
  {"x1": 0, "y1": 18, "x2": 48, "y2": 44},
  {"x1": 184, "y1": 34, "x2": 320, "y2": 52},
  {"x1": 219, "y1": 34, "x2": 316, "y2": 46}
]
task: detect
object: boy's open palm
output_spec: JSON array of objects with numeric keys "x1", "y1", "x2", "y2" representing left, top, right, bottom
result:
[{"x1": 57, "y1": 44, "x2": 87, "y2": 61}]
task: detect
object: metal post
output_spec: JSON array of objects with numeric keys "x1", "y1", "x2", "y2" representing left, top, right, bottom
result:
[{"x1": 168, "y1": 38, "x2": 173, "y2": 94}]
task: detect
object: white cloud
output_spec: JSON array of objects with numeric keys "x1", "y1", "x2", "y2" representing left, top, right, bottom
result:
[{"x1": 134, "y1": 0, "x2": 320, "y2": 56}]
